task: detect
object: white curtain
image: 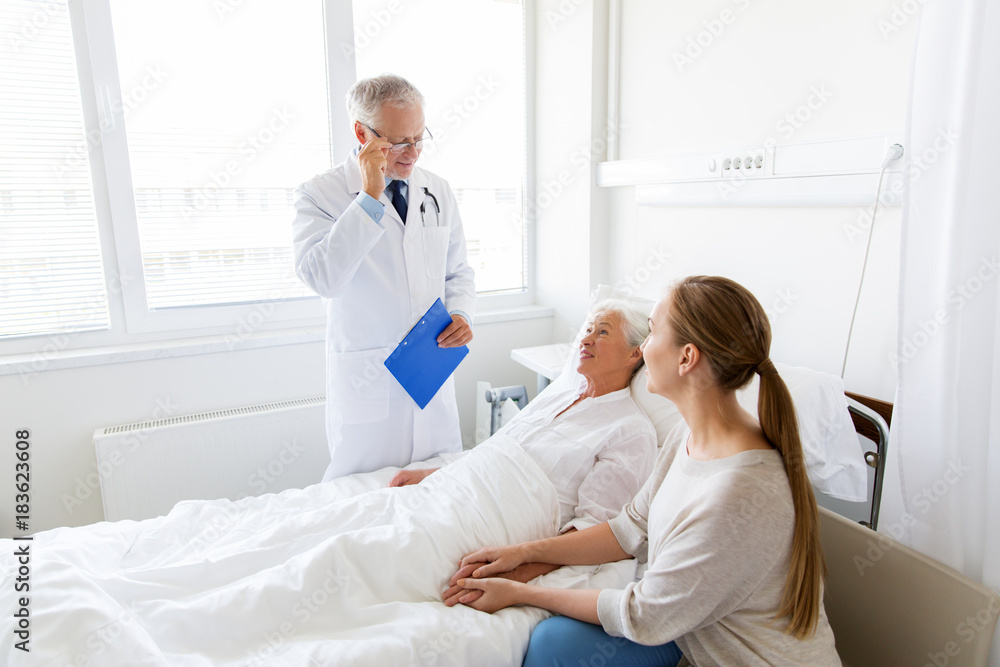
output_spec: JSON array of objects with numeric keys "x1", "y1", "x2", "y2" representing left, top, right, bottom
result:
[{"x1": 880, "y1": 0, "x2": 1000, "y2": 663}]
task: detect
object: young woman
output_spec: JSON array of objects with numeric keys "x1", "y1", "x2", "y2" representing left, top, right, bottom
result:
[{"x1": 447, "y1": 276, "x2": 841, "y2": 666}]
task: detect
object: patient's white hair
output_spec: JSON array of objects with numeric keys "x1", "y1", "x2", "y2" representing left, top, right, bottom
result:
[
  {"x1": 346, "y1": 74, "x2": 425, "y2": 127},
  {"x1": 588, "y1": 299, "x2": 651, "y2": 349}
]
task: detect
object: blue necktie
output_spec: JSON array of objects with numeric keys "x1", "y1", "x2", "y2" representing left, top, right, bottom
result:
[{"x1": 388, "y1": 180, "x2": 408, "y2": 223}]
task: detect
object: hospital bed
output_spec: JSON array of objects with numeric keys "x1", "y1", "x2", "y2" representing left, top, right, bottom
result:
[
  {"x1": 0, "y1": 285, "x2": 896, "y2": 664},
  {"x1": 0, "y1": 357, "x2": 874, "y2": 666}
]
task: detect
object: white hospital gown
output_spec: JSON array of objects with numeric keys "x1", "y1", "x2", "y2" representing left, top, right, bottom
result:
[{"x1": 490, "y1": 379, "x2": 658, "y2": 532}]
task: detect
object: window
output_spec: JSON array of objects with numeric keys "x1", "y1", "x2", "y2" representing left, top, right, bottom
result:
[
  {"x1": 0, "y1": 0, "x2": 108, "y2": 338},
  {"x1": 108, "y1": 0, "x2": 331, "y2": 310},
  {"x1": 351, "y1": 0, "x2": 527, "y2": 295},
  {"x1": 0, "y1": 0, "x2": 530, "y2": 349}
]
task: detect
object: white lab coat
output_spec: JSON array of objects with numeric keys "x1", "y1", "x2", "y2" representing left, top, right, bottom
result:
[{"x1": 292, "y1": 153, "x2": 476, "y2": 481}]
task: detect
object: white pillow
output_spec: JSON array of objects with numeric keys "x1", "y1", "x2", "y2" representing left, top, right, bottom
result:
[{"x1": 552, "y1": 285, "x2": 868, "y2": 503}]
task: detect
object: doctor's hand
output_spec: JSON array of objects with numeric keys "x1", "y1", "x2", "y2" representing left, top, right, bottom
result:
[
  {"x1": 437, "y1": 314, "x2": 472, "y2": 348},
  {"x1": 387, "y1": 467, "x2": 438, "y2": 487},
  {"x1": 358, "y1": 137, "x2": 392, "y2": 200}
]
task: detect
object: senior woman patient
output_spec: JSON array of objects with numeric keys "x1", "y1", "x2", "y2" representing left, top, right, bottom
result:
[
  {"x1": 449, "y1": 276, "x2": 842, "y2": 667},
  {"x1": 393, "y1": 299, "x2": 657, "y2": 537}
]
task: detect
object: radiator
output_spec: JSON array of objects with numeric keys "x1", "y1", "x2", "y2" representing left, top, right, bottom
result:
[{"x1": 94, "y1": 396, "x2": 328, "y2": 522}]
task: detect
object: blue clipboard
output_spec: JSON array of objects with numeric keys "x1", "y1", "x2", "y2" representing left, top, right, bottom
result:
[{"x1": 384, "y1": 298, "x2": 469, "y2": 409}]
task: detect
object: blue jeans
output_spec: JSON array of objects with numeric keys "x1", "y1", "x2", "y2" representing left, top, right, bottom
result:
[{"x1": 522, "y1": 616, "x2": 683, "y2": 667}]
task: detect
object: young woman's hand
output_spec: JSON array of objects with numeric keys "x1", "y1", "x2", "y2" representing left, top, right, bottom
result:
[{"x1": 452, "y1": 577, "x2": 525, "y2": 613}]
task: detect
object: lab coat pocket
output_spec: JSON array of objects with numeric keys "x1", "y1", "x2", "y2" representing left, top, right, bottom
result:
[
  {"x1": 422, "y1": 227, "x2": 450, "y2": 279},
  {"x1": 328, "y1": 346, "x2": 392, "y2": 424}
]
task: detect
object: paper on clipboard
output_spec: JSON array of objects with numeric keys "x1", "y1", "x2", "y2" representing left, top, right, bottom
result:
[{"x1": 384, "y1": 298, "x2": 469, "y2": 409}]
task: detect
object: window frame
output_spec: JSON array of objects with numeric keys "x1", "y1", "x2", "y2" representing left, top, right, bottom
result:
[{"x1": 0, "y1": 0, "x2": 533, "y2": 359}]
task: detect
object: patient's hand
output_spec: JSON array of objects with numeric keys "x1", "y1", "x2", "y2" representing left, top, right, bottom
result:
[{"x1": 388, "y1": 468, "x2": 438, "y2": 487}]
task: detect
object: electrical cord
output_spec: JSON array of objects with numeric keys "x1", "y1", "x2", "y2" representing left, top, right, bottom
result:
[{"x1": 840, "y1": 143, "x2": 904, "y2": 379}]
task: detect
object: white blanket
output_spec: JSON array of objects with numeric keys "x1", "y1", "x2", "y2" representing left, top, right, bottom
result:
[{"x1": 1, "y1": 442, "x2": 635, "y2": 666}]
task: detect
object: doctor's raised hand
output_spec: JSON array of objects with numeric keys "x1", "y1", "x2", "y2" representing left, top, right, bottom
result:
[{"x1": 357, "y1": 136, "x2": 392, "y2": 200}]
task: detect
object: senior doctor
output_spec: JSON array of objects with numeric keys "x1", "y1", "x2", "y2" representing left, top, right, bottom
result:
[{"x1": 292, "y1": 74, "x2": 476, "y2": 481}]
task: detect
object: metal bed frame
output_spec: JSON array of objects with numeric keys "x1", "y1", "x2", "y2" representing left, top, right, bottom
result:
[{"x1": 844, "y1": 395, "x2": 891, "y2": 530}]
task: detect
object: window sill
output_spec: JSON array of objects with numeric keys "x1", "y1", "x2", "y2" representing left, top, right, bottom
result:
[
  {"x1": 0, "y1": 305, "x2": 554, "y2": 377},
  {"x1": 475, "y1": 304, "x2": 554, "y2": 325},
  {"x1": 0, "y1": 327, "x2": 326, "y2": 378}
]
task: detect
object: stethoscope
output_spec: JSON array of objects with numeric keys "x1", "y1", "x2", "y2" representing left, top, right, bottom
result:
[{"x1": 419, "y1": 187, "x2": 441, "y2": 227}]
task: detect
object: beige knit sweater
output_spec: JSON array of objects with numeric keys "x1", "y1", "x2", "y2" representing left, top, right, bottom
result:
[{"x1": 597, "y1": 423, "x2": 842, "y2": 666}]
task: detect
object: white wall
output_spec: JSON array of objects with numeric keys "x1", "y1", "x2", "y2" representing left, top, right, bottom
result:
[
  {"x1": 534, "y1": 0, "x2": 918, "y2": 401},
  {"x1": 0, "y1": 315, "x2": 552, "y2": 534},
  {"x1": 532, "y1": 0, "x2": 613, "y2": 339}
]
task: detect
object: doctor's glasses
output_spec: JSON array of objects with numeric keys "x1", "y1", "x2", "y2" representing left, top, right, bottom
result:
[{"x1": 361, "y1": 123, "x2": 434, "y2": 154}]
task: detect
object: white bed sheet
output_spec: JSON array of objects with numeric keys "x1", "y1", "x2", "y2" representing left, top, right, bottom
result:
[{"x1": 0, "y1": 441, "x2": 635, "y2": 666}]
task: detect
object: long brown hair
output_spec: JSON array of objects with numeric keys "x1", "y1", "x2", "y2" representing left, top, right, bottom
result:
[{"x1": 668, "y1": 275, "x2": 824, "y2": 638}]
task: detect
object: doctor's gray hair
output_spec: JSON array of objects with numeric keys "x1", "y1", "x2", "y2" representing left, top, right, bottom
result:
[
  {"x1": 588, "y1": 299, "x2": 651, "y2": 349},
  {"x1": 346, "y1": 74, "x2": 425, "y2": 127}
]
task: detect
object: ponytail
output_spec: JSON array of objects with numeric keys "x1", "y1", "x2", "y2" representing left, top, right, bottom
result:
[{"x1": 756, "y1": 360, "x2": 825, "y2": 638}]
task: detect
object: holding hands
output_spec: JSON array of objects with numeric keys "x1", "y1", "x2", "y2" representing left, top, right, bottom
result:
[{"x1": 444, "y1": 544, "x2": 530, "y2": 612}]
